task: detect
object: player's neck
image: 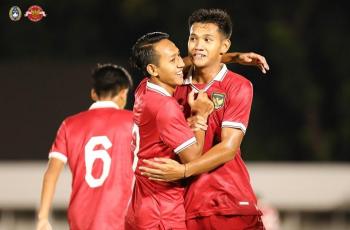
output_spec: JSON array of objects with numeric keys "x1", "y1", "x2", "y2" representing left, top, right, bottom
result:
[
  {"x1": 149, "y1": 78, "x2": 175, "y2": 96},
  {"x1": 95, "y1": 94, "x2": 124, "y2": 109},
  {"x1": 192, "y1": 62, "x2": 222, "y2": 84}
]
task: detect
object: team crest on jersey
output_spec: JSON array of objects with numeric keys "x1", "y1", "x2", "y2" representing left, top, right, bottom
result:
[
  {"x1": 25, "y1": 5, "x2": 47, "y2": 22},
  {"x1": 9, "y1": 6, "x2": 22, "y2": 21},
  {"x1": 211, "y1": 92, "x2": 225, "y2": 110}
]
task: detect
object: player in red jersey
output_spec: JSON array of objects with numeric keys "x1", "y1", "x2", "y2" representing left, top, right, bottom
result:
[
  {"x1": 36, "y1": 64, "x2": 134, "y2": 230},
  {"x1": 125, "y1": 32, "x2": 214, "y2": 230},
  {"x1": 140, "y1": 9, "x2": 265, "y2": 229}
]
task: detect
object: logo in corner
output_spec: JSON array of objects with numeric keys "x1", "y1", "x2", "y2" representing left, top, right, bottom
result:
[
  {"x1": 25, "y1": 5, "x2": 47, "y2": 22},
  {"x1": 211, "y1": 92, "x2": 225, "y2": 110},
  {"x1": 9, "y1": 6, "x2": 22, "y2": 21}
]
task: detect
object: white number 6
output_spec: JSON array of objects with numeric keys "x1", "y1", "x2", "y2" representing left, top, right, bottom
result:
[{"x1": 84, "y1": 136, "x2": 112, "y2": 188}]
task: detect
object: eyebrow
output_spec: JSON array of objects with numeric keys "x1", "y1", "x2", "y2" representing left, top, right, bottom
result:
[{"x1": 190, "y1": 33, "x2": 215, "y2": 37}]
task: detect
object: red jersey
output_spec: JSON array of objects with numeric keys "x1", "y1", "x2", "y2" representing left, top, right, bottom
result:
[
  {"x1": 49, "y1": 101, "x2": 134, "y2": 230},
  {"x1": 174, "y1": 64, "x2": 260, "y2": 219},
  {"x1": 126, "y1": 79, "x2": 196, "y2": 229}
]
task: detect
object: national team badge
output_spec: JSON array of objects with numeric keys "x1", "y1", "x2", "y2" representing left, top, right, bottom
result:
[
  {"x1": 25, "y1": 5, "x2": 47, "y2": 22},
  {"x1": 211, "y1": 92, "x2": 225, "y2": 109},
  {"x1": 9, "y1": 6, "x2": 22, "y2": 21}
]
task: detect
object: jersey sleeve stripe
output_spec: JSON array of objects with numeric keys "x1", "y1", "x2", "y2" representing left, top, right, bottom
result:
[
  {"x1": 48, "y1": 152, "x2": 68, "y2": 163},
  {"x1": 174, "y1": 137, "x2": 196, "y2": 154},
  {"x1": 222, "y1": 121, "x2": 247, "y2": 134}
]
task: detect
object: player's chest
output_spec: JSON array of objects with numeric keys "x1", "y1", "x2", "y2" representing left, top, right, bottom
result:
[
  {"x1": 206, "y1": 88, "x2": 226, "y2": 126},
  {"x1": 192, "y1": 84, "x2": 227, "y2": 123}
]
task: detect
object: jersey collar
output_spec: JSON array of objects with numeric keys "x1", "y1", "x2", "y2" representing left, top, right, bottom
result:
[
  {"x1": 89, "y1": 101, "x2": 119, "y2": 110},
  {"x1": 183, "y1": 64, "x2": 228, "y2": 92},
  {"x1": 146, "y1": 81, "x2": 172, "y2": 97}
]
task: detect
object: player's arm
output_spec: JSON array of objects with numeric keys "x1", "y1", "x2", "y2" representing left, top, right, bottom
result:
[
  {"x1": 36, "y1": 158, "x2": 64, "y2": 230},
  {"x1": 222, "y1": 52, "x2": 270, "y2": 74},
  {"x1": 175, "y1": 91, "x2": 213, "y2": 163},
  {"x1": 140, "y1": 126, "x2": 208, "y2": 180},
  {"x1": 185, "y1": 127, "x2": 243, "y2": 176},
  {"x1": 140, "y1": 128, "x2": 243, "y2": 181},
  {"x1": 182, "y1": 52, "x2": 269, "y2": 74}
]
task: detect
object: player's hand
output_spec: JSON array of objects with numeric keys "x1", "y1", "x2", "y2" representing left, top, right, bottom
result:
[
  {"x1": 188, "y1": 90, "x2": 214, "y2": 117},
  {"x1": 235, "y1": 52, "x2": 269, "y2": 74},
  {"x1": 36, "y1": 219, "x2": 52, "y2": 230},
  {"x1": 139, "y1": 158, "x2": 185, "y2": 182},
  {"x1": 187, "y1": 115, "x2": 208, "y2": 131}
]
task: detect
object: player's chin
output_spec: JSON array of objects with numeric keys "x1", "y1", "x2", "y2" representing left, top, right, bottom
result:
[
  {"x1": 175, "y1": 77, "x2": 184, "y2": 86},
  {"x1": 174, "y1": 72, "x2": 184, "y2": 85},
  {"x1": 192, "y1": 59, "x2": 207, "y2": 68}
]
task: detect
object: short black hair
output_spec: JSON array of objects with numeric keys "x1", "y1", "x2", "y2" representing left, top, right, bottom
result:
[
  {"x1": 131, "y1": 32, "x2": 170, "y2": 76},
  {"x1": 91, "y1": 64, "x2": 133, "y2": 98},
  {"x1": 188, "y1": 9, "x2": 232, "y2": 39}
]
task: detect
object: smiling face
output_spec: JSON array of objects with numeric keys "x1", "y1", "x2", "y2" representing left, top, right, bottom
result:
[
  {"x1": 148, "y1": 39, "x2": 185, "y2": 88},
  {"x1": 188, "y1": 22, "x2": 230, "y2": 69}
]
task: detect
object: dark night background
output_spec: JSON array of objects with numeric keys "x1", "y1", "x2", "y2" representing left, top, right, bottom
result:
[{"x1": 1, "y1": 0, "x2": 349, "y2": 161}]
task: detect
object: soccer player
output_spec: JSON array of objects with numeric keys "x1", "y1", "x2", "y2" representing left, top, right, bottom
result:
[
  {"x1": 125, "y1": 32, "x2": 214, "y2": 230},
  {"x1": 36, "y1": 64, "x2": 134, "y2": 230},
  {"x1": 139, "y1": 9, "x2": 265, "y2": 229}
]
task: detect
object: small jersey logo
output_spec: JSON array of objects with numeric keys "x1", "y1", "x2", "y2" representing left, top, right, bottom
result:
[
  {"x1": 212, "y1": 92, "x2": 225, "y2": 109},
  {"x1": 9, "y1": 6, "x2": 22, "y2": 21},
  {"x1": 25, "y1": 5, "x2": 47, "y2": 22}
]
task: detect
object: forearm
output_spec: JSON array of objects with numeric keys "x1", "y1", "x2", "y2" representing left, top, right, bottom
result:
[
  {"x1": 185, "y1": 141, "x2": 239, "y2": 177},
  {"x1": 37, "y1": 159, "x2": 64, "y2": 220},
  {"x1": 221, "y1": 52, "x2": 240, "y2": 64},
  {"x1": 37, "y1": 172, "x2": 59, "y2": 219}
]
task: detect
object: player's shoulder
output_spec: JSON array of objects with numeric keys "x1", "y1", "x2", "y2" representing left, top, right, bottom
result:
[
  {"x1": 65, "y1": 108, "x2": 133, "y2": 125},
  {"x1": 156, "y1": 97, "x2": 182, "y2": 117},
  {"x1": 112, "y1": 109, "x2": 133, "y2": 121},
  {"x1": 63, "y1": 110, "x2": 88, "y2": 125},
  {"x1": 222, "y1": 69, "x2": 253, "y2": 93},
  {"x1": 224, "y1": 69, "x2": 252, "y2": 86},
  {"x1": 135, "y1": 78, "x2": 148, "y2": 94},
  {"x1": 146, "y1": 88, "x2": 175, "y2": 106}
]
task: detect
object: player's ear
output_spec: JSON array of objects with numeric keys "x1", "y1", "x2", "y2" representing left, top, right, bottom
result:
[
  {"x1": 119, "y1": 88, "x2": 129, "y2": 101},
  {"x1": 91, "y1": 89, "x2": 98, "y2": 101},
  {"x1": 115, "y1": 88, "x2": 129, "y2": 109},
  {"x1": 220, "y1": 38, "x2": 231, "y2": 55},
  {"x1": 146, "y1": 64, "x2": 158, "y2": 77}
]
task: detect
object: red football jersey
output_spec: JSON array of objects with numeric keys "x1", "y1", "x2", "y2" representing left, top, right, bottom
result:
[
  {"x1": 174, "y1": 64, "x2": 260, "y2": 219},
  {"x1": 49, "y1": 101, "x2": 134, "y2": 230},
  {"x1": 126, "y1": 80, "x2": 196, "y2": 229}
]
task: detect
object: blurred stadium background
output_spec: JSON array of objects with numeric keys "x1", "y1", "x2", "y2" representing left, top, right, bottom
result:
[{"x1": 1, "y1": 0, "x2": 349, "y2": 229}]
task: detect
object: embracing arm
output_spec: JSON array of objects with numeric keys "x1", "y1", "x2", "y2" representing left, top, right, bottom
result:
[
  {"x1": 140, "y1": 128, "x2": 244, "y2": 181},
  {"x1": 185, "y1": 128, "x2": 243, "y2": 177},
  {"x1": 183, "y1": 52, "x2": 269, "y2": 74}
]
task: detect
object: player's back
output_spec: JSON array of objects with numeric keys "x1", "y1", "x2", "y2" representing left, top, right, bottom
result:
[{"x1": 50, "y1": 102, "x2": 134, "y2": 230}]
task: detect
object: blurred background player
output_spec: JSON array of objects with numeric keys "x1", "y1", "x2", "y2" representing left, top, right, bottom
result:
[
  {"x1": 140, "y1": 8, "x2": 266, "y2": 229},
  {"x1": 36, "y1": 64, "x2": 134, "y2": 230},
  {"x1": 125, "y1": 32, "x2": 214, "y2": 230}
]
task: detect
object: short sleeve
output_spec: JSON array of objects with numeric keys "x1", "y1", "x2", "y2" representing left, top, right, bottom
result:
[
  {"x1": 156, "y1": 99, "x2": 196, "y2": 154},
  {"x1": 222, "y1": 80, "x2": 253, "y2": 134},
  {"x1": 48, "y1": 121, "x2": 68, "y2": 163}
]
